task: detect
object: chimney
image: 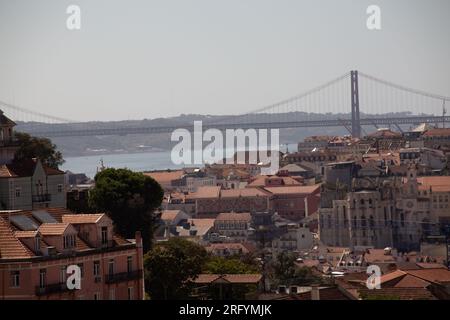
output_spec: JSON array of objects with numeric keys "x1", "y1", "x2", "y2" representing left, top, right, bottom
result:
[
  {"x1": 311, "y1": 285, "x2": 320, "y2": 301},
  {"x1": 135, "y1": 231, "x2": 142, "y2": 248}
]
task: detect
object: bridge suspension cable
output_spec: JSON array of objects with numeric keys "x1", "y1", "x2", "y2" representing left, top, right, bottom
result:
[
  {"x1": 248, "y1": 72, "x2": 351, "y2": 114},
  {"x1": 0, "y1": 100, "x2": 75, "y2": 123},
  {"x1": 358, "y1": 72, "x2": 450, "y2": 102}
]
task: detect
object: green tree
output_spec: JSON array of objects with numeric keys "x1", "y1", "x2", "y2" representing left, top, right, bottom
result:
[
  {"x1": 203, "y1": 256, "x2": 258, "y2": 274},
  {"x1": 202, "y1": 255, "x2": 260, "y2": 299},
  {"x1": 89, "y1": 168, "x2": 163, "y2": 251},
  {"x1": 272, "y1": 251, "x2": 321, "y2": 286},
  {"x1": 14, "y1": 132, "x2": 64, "y2": 168},
  {"x1": 144, "y1": 238, "x2": 207, "y2": 300}
]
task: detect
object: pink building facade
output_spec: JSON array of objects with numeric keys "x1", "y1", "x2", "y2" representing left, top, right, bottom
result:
[{"x1": 0, "y1": 208, "x2": 144, "y2": 300}]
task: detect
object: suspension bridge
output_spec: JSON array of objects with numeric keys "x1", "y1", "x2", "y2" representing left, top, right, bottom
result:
[{"x1": 1, "y1": 70, "x2": 449, "y2": 139}]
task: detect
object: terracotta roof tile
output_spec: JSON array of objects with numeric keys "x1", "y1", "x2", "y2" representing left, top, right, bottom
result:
[
  {"x1": 14, "y1": 230, "x2": 39, "y2": 238},
  {"x1": 75, "y1": 236, "x2": 91, "y2": 251},
  {"x1": 38, "y1": 223, "x2": 71, "y2": 235},
  {"x1": 380, "y1": 270, "x2": 407, "y2": 285},
  {"x1": 286, "y1": 287, "x2": 351, "y2": 300},
  {"x1": 418, "y1": 176, "x2": 450, "y2": 192},
  {"x1": 364, "y1": 249, "x2": 396, "y2": 264},
  {"x1": 176, "y1": 219, "x2": 215, "y2": 237},
  {"x1": 0, "y1": 217, "x2": 34, "y2": 259},
  {"x1": 248, "y1": 175, "x2": 302, "y2": 187},
  {"x1": 62, "y1": 214, "x2": 105, "y2": 224},
  {"x1": 143, "y1": 170, "x2": 184, "y2": 183},
  {"x1": 359, "y1": 287, "x2": 436, "y2": 300},
  {"x1": 216, "y1": 212, "x2": 251, "y2": 222},
  {"x1": 264, "y1": 185, "x2": 320, "y2": 195},
  {"x1": 160, "y1": 210, "x2": 183, "y2": 222},
  {"x1": 188, "y1": 186, "x2": 221, "y2": 199},
  {"x1": 221, "y1": 188, "x2": 269, "y2": 198},
  {"x1": 423, "y1": 128, "x2": 450, "y2": 137},
  {"x1": 113, "y1": 234, "x2": 131, "y2": 245},
  {"x1": 193, "y1": 274, "x2": 262, "y2": 284},
  {"x1": 394, "y1": 275, "x2": 431, "y2": 288},
  {"x1": 405, "y1": 268, "x2": 450, "y2": 284},
  {"x1": 0, "y1": 159, "x2": 64, "y2": 178}
]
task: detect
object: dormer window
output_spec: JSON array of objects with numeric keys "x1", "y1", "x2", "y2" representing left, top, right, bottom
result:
[
  {"x1": 63, "y1": 234, "x2": 76, "y2": 249},
  {"x1": 101, "y1": 227, "x2": 108, "y2": 245},
  {"x1": 35, "y1": 236, "x2": 41, "y2": 252}
]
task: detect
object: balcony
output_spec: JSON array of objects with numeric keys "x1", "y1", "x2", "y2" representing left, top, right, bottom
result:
[
  {"x1": 32, "y1": 194, "x2": 51, "y2": 203},
  {"x1": 105, "y1": 270, "x2": 143, "y2": 284},
  {"x1": 35, "y1": 282, "x2": 71, "y2": 296},
  {"x1": 0, "y1": 138, "x2": 19, "y2": 147}
]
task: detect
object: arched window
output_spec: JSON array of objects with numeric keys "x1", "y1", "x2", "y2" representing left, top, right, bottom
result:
[
  {"x1": 369, "y1": 216, "x2": 375, "y2": 228},
  {"x1": 384, "y1": 207, "x2": 388, "y2": 226},
  {"x1": 361, "y1": 215, "x2": 367, "y2": 228},
  {"x1": 342, "y1": 206, "x2": 347, "y2": 227}
]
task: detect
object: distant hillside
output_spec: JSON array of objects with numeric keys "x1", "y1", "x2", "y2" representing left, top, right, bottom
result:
[{"x1": 15, "y1": 112, "x2": 417, "y2": 157}]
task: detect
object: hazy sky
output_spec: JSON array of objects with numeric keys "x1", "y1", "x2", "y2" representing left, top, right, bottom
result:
[{"x1": 0, "y1": 0, "x2": 449, "y2": 121}]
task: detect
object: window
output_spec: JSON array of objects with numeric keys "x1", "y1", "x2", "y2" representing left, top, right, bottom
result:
[
  {"x1": 10, "y1": 271, "x2": 20, "y2": 288},
  {"x1": 39, "y1": 269, "x2": 46, "y2": 289},
  {"x1": 57, "y1": 184, "x2": 63, "y2": 193},
  {"x1": 35, "y1": 236, "x2": 41, "y2": 252},
  {"x1": 94, "y1": 292, "x2": 101, "y2": 300},
  {"x1": 128, "y1": 287, "x2": 134, "y2": 300},
  {"x1": 369, "y1": 216, "x2": 375, "y2": 228},
  {"x1": 361, "y1": 216, "x2": 367, "y2": 228},
  {"x1": 101, "y1": 227, "x2": 108, "y2": 245},
  {"x1": 93, "y1": 261, "x2": 100, "y2": 277},
  {"x1": 15, "y1": 187, "x2": 21, "y2": 198},
  {"x1": 63, "y1": 235, "x2": 75, "y2": 249},
  {"x1": 60, "y1": 266, "x2": 67, "y2": 283},
  {"x1": 108, "y1": 259, "x2": 115, "y2": 276},
  {"x1": 127, "y1": 256, "x2": 133, "y2": 273},
  {"x1": 78, "y1": 263, "x2": 84, "y2": 278}
]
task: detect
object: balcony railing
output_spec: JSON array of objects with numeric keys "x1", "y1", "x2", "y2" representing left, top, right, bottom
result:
[
  {"x1": 105, "y1": 270, "x2": 143, "y2": 284},
  {"x1": 32, "y1": 194, "x2": 51, "y2": 203},
  {"x1": 0, "y1": 139, "x2": 19, "y2": 147},
  {"x1": 35, "y1": 282, "x2": 70, "y2": 296}
]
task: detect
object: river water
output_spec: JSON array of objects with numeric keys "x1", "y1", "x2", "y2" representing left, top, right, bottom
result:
[{"x1": 61, "y1": 144, "x2": 297, "y2": 178}]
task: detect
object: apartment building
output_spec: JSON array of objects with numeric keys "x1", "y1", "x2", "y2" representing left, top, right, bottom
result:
[
  {"x1": 0, "y1": 208, "x2": 144, "y2": 300},
  {"x1": 271, "y1": 223, "x2": 314, "y2": 254},
  {"x1": 0, "y1": 158, "x2": 66, "y2": 210},
  {"x1": 0, "y1": 111, "x2": 66, "y2": 210},
  {"x1": 214, "y1": 212, "x2": 252, "y2": 242},
  {"x1": 418, "y1": 176, "x2": 450, "y2": 221},
  {"x1": 187, "y1": 186, "x2": 271, "y2": 217}
]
